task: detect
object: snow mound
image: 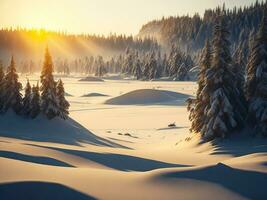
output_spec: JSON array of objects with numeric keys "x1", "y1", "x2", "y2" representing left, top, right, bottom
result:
[
  {"x1": 105, "y1": 89, "x2": 190, "y2": 105},
  {"x1": 65, "y1": 92, "x2": 73, "y2": 97},
  {"x1": 79, "y1": 77, "x2": 104, "y2": 82},
  {"x1": 0, "y1": 111, "x2": 124, "y2": 148},
  {"x1": 81, "y1": 93, "x2": 109, "y2": 97}
]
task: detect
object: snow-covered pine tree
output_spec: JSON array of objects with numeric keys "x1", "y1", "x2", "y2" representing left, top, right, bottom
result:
[
  {"x1": 56, "y1": 79, "x2": 70, "y2": 120},
  {"x1": 148, "y1": 52, "x2": 158, "y2": 80},
  {"x1": 95, "y1": 56, "x2": 106, "y2": 77},
  {"x1": 40, "y1": 47, "x2": 59, "y2": 119},
  {"x1": 200, "y1": 15, "x2": 239, "y2": 140},
  {"x1": 134, "y1": 59, "x2": 142, "y2": 80},
  {"x1": 30, "y1": 82, "x2": 41, "y2": 118},
  {"x1": 143, "y1": 53, "x2": 151, "y2": 80},
  {"x1": 155, "y1": 51, "x2": 163, "y2": 78},
  {"x1": 0, "y1": 61, "x2": 5, "y2": 111},
  {"x1": 122, "y1": 48, "x2": 133, "y2": 74},
  {"x1": 162, "y1": 53, "x2": 169, "y2": 76},
  {"x1": 1, "y1": 56, "x2": 22, "y2": 114},
  {"x1": 245, "y1": 8, "x2": 267, "y2": 135},
  {"x1": 169, "y1": 49, "x2": 182, "y2": 78},
  {"x1": 188, "y1": 39, "x2": 212, "y2": 133},
  {"x1": 21, "y1": 79, "x2": 32, "y2": 116},
  {"x1": 177, "y1": 63, "x2": 189, "y2": 81},
  {"x1": 231, "y1": 44, "x2": 248, "y2": 126}
]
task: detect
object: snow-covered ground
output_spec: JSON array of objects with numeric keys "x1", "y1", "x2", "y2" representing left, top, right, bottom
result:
[{"x1": 0, "y1": 75, "x2": 267, "y2": 200}]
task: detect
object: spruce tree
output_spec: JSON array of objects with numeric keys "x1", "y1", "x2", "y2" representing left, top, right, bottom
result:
[
  {"x1": 134, "y1": 59, "x2": 142, "y2": 80},
  {"x1": 0, "y1": 61, "x2": 5, "y2": 111},
  {"x1": 232, "y1": 45, "x2": 248, "y2": 126},
  {"x1": 2, "y1": 56, "x2": 22, "y2": 114},
  {"x1": 22, "y1": 79, "x2": 32, "y2": 116},
  {"x1": 188, "y1": 39, "x2": 212, "y2": 133},
  {"x1": 162, "y1": 54, "x2": 169, "y2": 76},
  {"x1": 143, "y1": 54, "x2": 150, "y2": 80},
  {"x1": 200, "y1": 16, "x2": 239, "y2": 140},
  {"x1": 245, "y1": 9, "x2": 267, "y2": 135},
  {"x1": 148, "y1": 52, "x2": 157, "y2": 80},
  {"x1": 40, "y1": 47, "x2": 59, "y2": 119},
  {"x1": 30, "y1": 83, "x2": 41, "y2": 119},
  {"x1": 56, "y1": 79, "x2": 70, "y2": 120}
]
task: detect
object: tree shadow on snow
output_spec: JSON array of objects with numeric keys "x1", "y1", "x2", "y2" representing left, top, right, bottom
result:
[
  {"x1": 0, "y1": 150, "x2": 74, "y2": 167},
  {"x1": 157, "y1": 163, "x2": 267, "y2": 200},
  {"x1": 0, "y1": 181, "x2": 97, "y2": 200},
  {"x1": 27, "y1": 144, "x2": 190, "y2": 172},
  {"x1": 209, "y1": 133, "x2": 267, "y2": 157},
  {"x1": 0, "y1": 112, "x2": 128, "y2": 148}
]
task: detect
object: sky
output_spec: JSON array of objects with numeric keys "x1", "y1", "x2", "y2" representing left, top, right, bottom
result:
[{"x1": 0, "y1": 0, "x2": 258, "y2": 35}]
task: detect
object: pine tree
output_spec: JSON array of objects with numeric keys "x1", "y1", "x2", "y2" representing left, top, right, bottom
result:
[
  {"x1": 2, "y1": 56, "x2": 22, "y2": 114},
  {"x1": 188, "y1": 39, "x2": 212, "y2": 133},
  {"x1": 200, "y1": 15, "x2": 239, "y2": 140},
  {"x1": 169, "y1": 49, "x2": 182, "y2": 78},
  {"x1": 56, "y1": 79, "x2": 70, "y2": 120},
  {"x1": 162, "y1": 54, "x2": 169, "y2": 76},
  {"x1": 245, "y1": 8, "x2": 267, "y2": 135},
  {"x1": 143, "y1": 54, "x2": 150, "y2": 80},
  {"x1": 232, "y1": 45, "x2": 248, "y2": 126},
  {"x1": 40, "y1": 47, "x2": 59, "y2": 119},
  {"x1": 148, "y1": 52, "x2": 157, "y2": 80},
  {"x1": 134, "y1": 59, "x2": 142, "y2": 80},
  {"x1": 0, "y1": 61, "x2": 5, "y2": 111},
  {"x1": 30, "y1": 82, "x2": 41, "y2": 119},
  {"x1": 22, "y1": 79, "x2": 32, "y2": 116}
]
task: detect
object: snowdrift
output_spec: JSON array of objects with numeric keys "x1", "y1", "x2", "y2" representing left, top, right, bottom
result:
[
  {"x1": 79, "y1": 77, "x2": 104, "y2": 82},
  {"x1": 81, "y1": 93, "x2": 109, "y2": 97},
  {"x1": 105, "y1": 89, "x2": 190, "y2": 105},
  {"x1": 65, "y1": 92, "x2": 73, "y2": 97},
  {"x1": 0, "y1": 111, "x2": 123, "y2": 147}
]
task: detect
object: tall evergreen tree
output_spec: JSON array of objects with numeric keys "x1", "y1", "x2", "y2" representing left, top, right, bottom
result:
[
  {"x1": 22, "y1": 79, "x2": 32, "y2": 116},
  {"x1": 0, "y1": 61, "x2": 5, "y2": 111},
  {"x1": 2, "y1": 56, "x2": 22, "y2": 114},
  {"x1": 200, "y1": 16, "x2": 239, "y2": 140},
  {"x1": 245, "y1": 8, "x2": 267, "y2": 135},
  {"x1": 56, "y1": 79, "x2": 70, "y2": 120},
  {"x1": 188, "y1": 39, "x2": 212, "y2": 133},
  {"x1": 40, "y1": 47, "x2": 59, "y2": 119},
  {"x1": 30, "y1": 82, "x2": 41, "y2": 119},
  {"x1": 148, "y1": 52, "x2": 158, "y2": 80},
  {"x1": 134, "y1": 59, "x2": 142, "y2": 80}
]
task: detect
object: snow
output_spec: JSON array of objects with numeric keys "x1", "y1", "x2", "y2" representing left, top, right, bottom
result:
[
  {"x1": 105, "y1": 89, "x2": 191, "y2": 105},
  {"x1": 0, "y1": 75, "x2": 267, "y2": 200},
  {"x1": 79, "y1": 76, "x2": 104, "y2": 82},
  {"x1": 81, "y1": 93, "x2": 109, "y2": 97}
]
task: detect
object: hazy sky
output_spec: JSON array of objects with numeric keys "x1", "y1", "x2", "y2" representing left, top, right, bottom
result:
[{"x1": 0, "y1": 0, "x2": 257, "y2": 35}]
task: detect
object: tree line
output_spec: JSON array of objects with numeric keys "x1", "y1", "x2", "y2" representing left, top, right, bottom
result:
[
  {"x1": 187, "y1": 8, "x2": 267, "y2": 140},
  {"x1": 139, "y1": 1, "x2": 266, "y2": 66},
  {"x1": 0, "y1": 48, "x2": 70, "y2": 120},
  {"x1": 0, "y1": 28, "x2": 159, "y2": 65},
  {"x1": 41, "y1": 46, "x2": 194, "y2": 81}
]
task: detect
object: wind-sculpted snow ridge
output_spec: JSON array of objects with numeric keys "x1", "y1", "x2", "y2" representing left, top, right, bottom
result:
[
  {"x1": 0, "y1": 111, "x2": 127, "y2": 148},
  {"x1": 0, "y1": 181, "x2": 97, "y2": 200},
  {"x1": 150, "y1": 162, "x2": 267, "y2": 200},
  {"x1": 105, "y1": 89, "x2": 191, "y2": 105},
  {"x1": 79, "y1": 77, "x2": 104, "y2": 82},
  {"x1": 81, "y1": 93, "x2": 109, "y2": 97}
]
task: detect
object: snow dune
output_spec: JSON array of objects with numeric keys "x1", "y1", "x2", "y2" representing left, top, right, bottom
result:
[
  {"x1": 81, "y1": 93, "x2": 109, "y2": 97},
  {"x1": 0, "y1": 181, "x2": 97, "y2": 200},
  {"x1": 105, "y1": 89, "x2": 191, "y2": 105},
  {"x1": 1, "y1": 78, "x2": 267, "y2": 200},
  {"x1": 0, "y1": 111, "x2": 124, "y2": 148},
  {"x1": 79, "y1": 77, "x2": 104, "y2": 82}
]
